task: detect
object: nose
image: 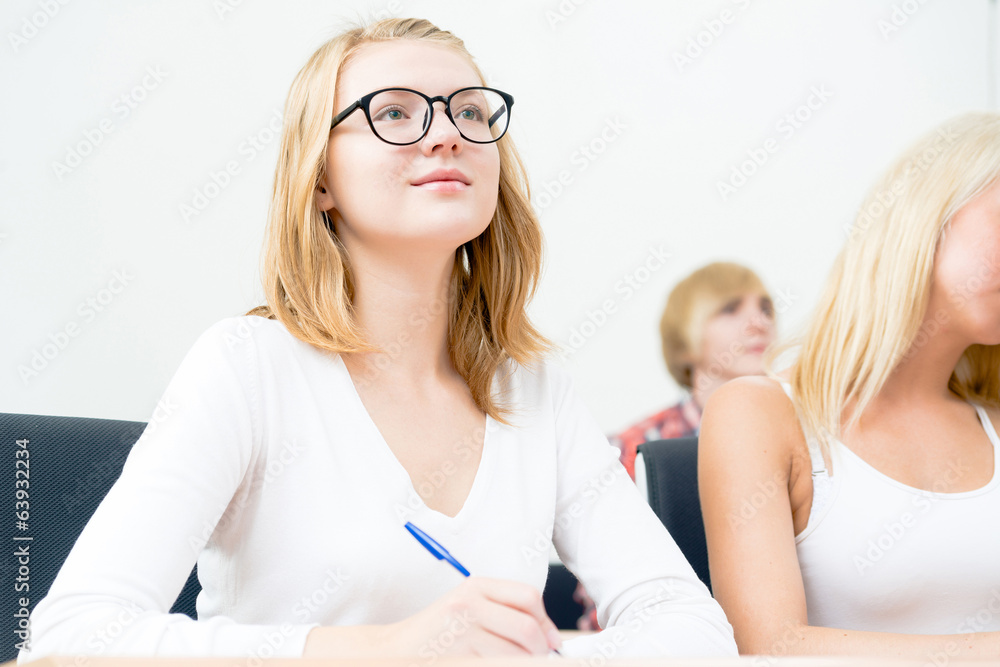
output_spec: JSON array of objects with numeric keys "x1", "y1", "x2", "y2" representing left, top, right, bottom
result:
[
  {"x1": 420, "y1": 101, "x2": 463, "y2": 155},
  {"x1": 742, "y1": 301, "x2": 775, "y2": 338}
]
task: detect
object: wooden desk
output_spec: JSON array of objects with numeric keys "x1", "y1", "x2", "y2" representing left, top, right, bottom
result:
[{"x1": 7, "y1": 657, "x2": 999, "y2": 667}]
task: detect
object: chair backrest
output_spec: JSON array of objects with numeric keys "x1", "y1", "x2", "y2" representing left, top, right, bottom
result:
[
  {"x1": 541, "y1": 563, "x2": 584, "y2": 630},
  {"x1": 636, "y1": 436, "x2": 711, "y2": 592},
  {"x1": 0, "y1": 413, "x2": 201, "y2": 663}
]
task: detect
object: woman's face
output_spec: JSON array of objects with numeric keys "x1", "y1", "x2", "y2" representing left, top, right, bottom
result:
[
  {"x1": 930, "y1": 176, "x2": 1000, "y2": 345},
  {"x1": 320, "y1": 41, "x2": 501, "y2": 257},
  {"x1": 694, "y1": 293, "x2": 776, "y2": 383}
]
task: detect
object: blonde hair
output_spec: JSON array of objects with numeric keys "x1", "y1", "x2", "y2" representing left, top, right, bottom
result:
[
  {"x1": 247, "y1": 18, "x2": 551, "y2": 421},
  {"x1": 660, "y1": 262, "x2": 771, "y2": 389},
  {"x1": 785, "y1": 111, "x2": 1000, "y2": 462}
]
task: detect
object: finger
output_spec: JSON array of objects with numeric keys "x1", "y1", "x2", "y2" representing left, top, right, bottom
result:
[
  {"x1": 471, "y1": 578, "x2": 562, "y2": 650},
  {"x1": 465, "y1": 625, "x2": 537, "y2": 657},
  {"x1": 466, "y1": 593, "x2": 553, "y2": 655}
]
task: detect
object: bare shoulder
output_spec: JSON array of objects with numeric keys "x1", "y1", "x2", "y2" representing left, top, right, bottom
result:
[
  {"x1": 699, "y1": 376, "x2": 812, "y2": 487},
  {"x1": 701, "y1": 376, "x2": 802, "y2": 447}
]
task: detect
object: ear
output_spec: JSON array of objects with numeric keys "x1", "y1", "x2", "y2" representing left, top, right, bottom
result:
[
  {"x1": 679, "y1": 357, "x2": 699, "y2": 387},
  {"x1": 315, "y1": 179, "x2": 336, "y2": 212}
]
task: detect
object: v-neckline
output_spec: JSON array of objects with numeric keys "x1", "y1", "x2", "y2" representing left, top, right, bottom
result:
[{"x1": 334, "y1": 354, "x2": 496, "y2": 525}]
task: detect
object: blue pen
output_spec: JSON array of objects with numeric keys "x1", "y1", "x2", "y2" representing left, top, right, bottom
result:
[
  {"x1": 403, "y1": 521, "x2": 562, "y2": 655},
  {"x1": 404, "y1": 521, "x2": 471, "y2": 576}
]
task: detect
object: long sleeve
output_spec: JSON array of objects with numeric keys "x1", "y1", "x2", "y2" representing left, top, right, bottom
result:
[
  {"x1": 18, "y1": 317, "x2": 733, "y2": 661},
  {"x1": 547, "y1": 366, "x2": 737, "y2": 658},
  {"x1": 18, "y1": 319, "x2": 318, "y2": 662}
]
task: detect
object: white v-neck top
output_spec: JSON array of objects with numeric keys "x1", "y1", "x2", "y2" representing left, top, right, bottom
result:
[{"x1": 21, "y1": 317, "x2": 736, "y2": 661}]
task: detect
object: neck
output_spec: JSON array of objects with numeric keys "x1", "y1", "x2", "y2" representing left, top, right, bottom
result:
[
  {"x1": 341, "y1": 244, "x2": 457, "y2": 385},
  {"x1": 862, "y1": 309, "x2": 970, "y2": 415},
  {"x1": 690, "y1": 370, "x2": 728, "y2": 410}
]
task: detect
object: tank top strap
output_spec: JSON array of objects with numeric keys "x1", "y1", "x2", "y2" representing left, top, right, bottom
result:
[
  {"x1": 974, "y1": 404, "x2": 1000, "y2": 452},
  {"x1": 778, "y1": 381, "x2": 829, "y2": 478},
  {"x1": 778, "y1": 380, "x2": 838, "y2": 540}
]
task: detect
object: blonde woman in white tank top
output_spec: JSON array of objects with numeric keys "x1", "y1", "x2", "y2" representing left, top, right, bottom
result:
[{"x1": 700, "y1": 112, "x2": 1000, "y2": 659}]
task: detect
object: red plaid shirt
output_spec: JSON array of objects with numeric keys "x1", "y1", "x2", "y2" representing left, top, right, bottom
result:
[
  {"x1": 613, "y1": 396, "x2": 702, "y2": 480},
  {"x1": 573, "y1": 397, "x2": 702, "y2": 631}
]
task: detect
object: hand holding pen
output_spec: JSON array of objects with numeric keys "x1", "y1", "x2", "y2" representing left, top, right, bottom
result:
[{"x1": 403, "y1": 521, "x2": 564, "y2": 657}]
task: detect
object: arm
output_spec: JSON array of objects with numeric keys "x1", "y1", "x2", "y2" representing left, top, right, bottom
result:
[
  {"x1": 20, "y1": 319, "x2": 318, "y2": 661},
  {"x1": 22, "y1": 318, "x2": 562, "y2": 662},
  {"x1": 303, "y1": 578, "x2": 561, "y2": 658},
  {"x1": 699, "y1": 377, "x2": 1000, "y2": 658},
  {"x1": 547, "y1": 365, "x2": 737, "y2": 658}
]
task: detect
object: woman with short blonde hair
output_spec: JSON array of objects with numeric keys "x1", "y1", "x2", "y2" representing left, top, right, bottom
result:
[
  {"x1": 660, "y1": 262, "x2": 773, "y2": 392},
  {"x1": 700, "y1": 111, "x2": 1000, "y2": 657},
  {"x1": 575, "y1": 261, "x2": 775, "y2": 632},
  {"x1": 613, "y1": 261, "x2": 776, "y2": 480}
]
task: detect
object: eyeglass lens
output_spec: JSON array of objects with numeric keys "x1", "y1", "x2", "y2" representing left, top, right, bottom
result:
[{"x1": 368, "y1": 89, "x2": 509, "y2": 144}]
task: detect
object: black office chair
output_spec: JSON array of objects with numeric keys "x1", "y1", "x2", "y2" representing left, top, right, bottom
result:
[
  {"x1": 636, "y1": 436, "x2": 711, "y2": 592},
  {"x1": 542, "y1": 563, "x2": 584, "y2": 630},
  {"x1": 0, "y1": 413, "x2": 201, "y2": 663}
]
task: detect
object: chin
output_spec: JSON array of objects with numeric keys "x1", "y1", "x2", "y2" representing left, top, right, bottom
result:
[
  {"x1": 448, "y1": 222, "x2": 491, "y2": 246},
  {"x1": 972, "y1": 334, "x2": 1000, "y2": 347},
  {"x1": 735, "y1": 360, "x2": 768, "y2": 377},
  {"x1": 963, "y1": 316, "x2": 1000, "y2": 347},
  {"x1": 457, "y1": 218, "x2": 494, "y2": 245},
  {"x1": 420, "y1": 224, "x2": 492, "y2": 253}
]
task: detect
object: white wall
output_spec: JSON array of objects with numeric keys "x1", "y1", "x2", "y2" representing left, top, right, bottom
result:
[{"x1": 2, "y1": 0, "x2": 996, "y2": 429}]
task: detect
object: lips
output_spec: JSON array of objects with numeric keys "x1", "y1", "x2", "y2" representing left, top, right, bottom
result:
[{"x1": 411, "y1": 169, "x2": 471, "y2": 186}]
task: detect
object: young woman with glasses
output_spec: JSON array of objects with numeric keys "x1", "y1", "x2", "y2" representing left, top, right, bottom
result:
[{"x1": 22, "y1": 18, "x2": 736, "y2": 662}]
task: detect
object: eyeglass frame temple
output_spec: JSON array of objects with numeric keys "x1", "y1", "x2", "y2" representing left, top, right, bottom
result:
[
  {"x1": 488, "y1": 106, "x2": 506, "y2": 129},
  {"x1": 330, "y1": 99, "x2": 362, "y2": 129}
]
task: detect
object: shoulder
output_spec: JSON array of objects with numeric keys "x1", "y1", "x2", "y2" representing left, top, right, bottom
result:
[
  {"x1": 699, "y1": 376, "x2": 805, "y2": 468},
  {"x1": 500, "y1": 355, "x2": 572, "y2": 399},
  {"x1": 177, "y1": 316, "x2": 329, "y2": 383},
  {"x1": 192, "y1": 315, "x2": 326, "y2": 363},
  {"x1": 197, "y1": 315, "x2": 297, "y2": 349},
  {"x1": 498, "y1": 356, "x2": 597, "y2": 426},
  {"x1": 704, "y1": 376, "x2": 797, "y2": 425}
]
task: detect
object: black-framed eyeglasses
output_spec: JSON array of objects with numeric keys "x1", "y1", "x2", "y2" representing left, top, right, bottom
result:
[{"x1": 329, "y1": 86, "x2": 514, "y2": 145}]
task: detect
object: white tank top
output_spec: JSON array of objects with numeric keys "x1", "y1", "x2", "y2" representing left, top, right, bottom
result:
[{"x1": 783, "y1": 384, "x2": 1000, "y2": 634}]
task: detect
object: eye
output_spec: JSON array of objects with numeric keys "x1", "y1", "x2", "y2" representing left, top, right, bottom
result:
[
  {"x1": 372, "y1": 105, "x2": 409, "y2": 122},
  {"x1": 760, "y1": 297, "x2": 774, "y2": 318},
  {"x1": 455, "y1": 105, "x2": 484, "y2": 122},
  {"x1": 719, "y1": 298, "x2": 741, "y2": 315}
]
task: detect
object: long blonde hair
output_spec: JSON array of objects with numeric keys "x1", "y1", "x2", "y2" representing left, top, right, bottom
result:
[
  {"x1": 783, "y1": 112, "x2": 1000, "y2": 462},
  {"x1": 247, "y1": 18, "x2": 551, "y2": 421}
]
